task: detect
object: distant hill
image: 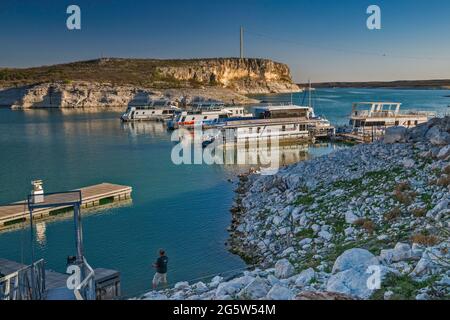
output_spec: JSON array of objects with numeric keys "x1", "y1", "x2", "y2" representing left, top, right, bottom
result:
[
  {"x1": 299, "y1": 79, "x2": 450, "y2": 90},
  {"x1": 0, "y1": 57, "x2": 300, "y2": 94}
]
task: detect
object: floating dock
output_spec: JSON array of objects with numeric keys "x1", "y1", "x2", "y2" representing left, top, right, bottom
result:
[
  {"x1": 0, "y1": 258, "x2": 120, "y2": 300},
  {"x1": 0, "y1": 183, "x2": 132, "y2": 231}
]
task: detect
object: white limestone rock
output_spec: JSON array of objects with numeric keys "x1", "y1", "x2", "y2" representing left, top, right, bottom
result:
[
  {"x1": 238, "y1": 277, "x2": 270, "y2": 299},
  {"x1": 274, "y1": 259, "x2": 295, "y2": 279},
  {"x1": 266, "y1": 284, "x2": 295, "y2": 300},
  {"x1": 294, "y1": 268, "x2": 316, "y2": 288},
  {"x1": 331, "y1": 248, "x2": 379, "y2": 274}
]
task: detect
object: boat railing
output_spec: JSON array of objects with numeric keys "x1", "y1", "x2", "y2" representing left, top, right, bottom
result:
[
  {"x1": 74, "y1": 260, "x2": 96, "y2": 300},
  {"x1": 352, "y1": 109, "x2": 435, "y2": 118},
  {"x1": 0, "y1": 259, "x2": 46, "y2": 300}
]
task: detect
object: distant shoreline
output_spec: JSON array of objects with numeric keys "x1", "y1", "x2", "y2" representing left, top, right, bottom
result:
[{"x1": 298, "y1": 79, "x2": 450, "y2": 90}]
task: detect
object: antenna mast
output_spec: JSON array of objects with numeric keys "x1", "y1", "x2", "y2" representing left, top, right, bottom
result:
[
  {"x1": 308, "y1": 79, "x2": 312, "y2": 108},
  {"x1": 240, "y1": 26, "x2": 244, "y2": 59}
]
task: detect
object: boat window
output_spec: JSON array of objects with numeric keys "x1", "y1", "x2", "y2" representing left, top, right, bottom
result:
[
  {"x1": 152, "y1": 111, "x2": 155, "y2": 114},
  {"x1": 204, "y1": 116, "x2": 208, "y2": 119},
  {"x1": 395, "y1": 121, "x2": 399, "y2": 126},
  {"x1": 162, "y1": 110, "x2": 168, "y2": 114},
  {"x1": 282, "y1": 125, "x2": 286, "y2": 131},
  {"x1": 257, "y1": 127, "x2": 261, "y2": 133},
  {"x1": 415, "y1": 120, "x2": 418, "y2": 125}
]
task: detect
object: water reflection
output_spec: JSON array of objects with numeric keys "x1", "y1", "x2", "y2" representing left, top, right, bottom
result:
[
  {"x1": 121, "y1": 121, "x2": 166, "y2": 137},
  {"x1": 35, "y1": 222, "x2": 47, "y2": 246}
]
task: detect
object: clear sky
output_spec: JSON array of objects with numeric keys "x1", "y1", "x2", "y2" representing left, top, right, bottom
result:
[{"x1": 1, "y1": 0, "x2": 450, "y2": 82}]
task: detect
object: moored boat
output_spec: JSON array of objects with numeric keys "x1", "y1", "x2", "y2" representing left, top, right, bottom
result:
[
  {"x1": 121, "y1": 99, "x2": 180, "y2": 122},
  {"x1": 207, "y1": 104, "x2": 335, "y2": 145},
  {"x1": 167, "y1": 103, "x2": 253, "y2": 130},
  {"x1": 349, "y1": 102, "x2": 434, "y2": 130}
]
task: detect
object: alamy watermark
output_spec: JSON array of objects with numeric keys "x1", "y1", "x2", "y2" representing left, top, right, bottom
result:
[
  {"x1": 66, "y1": 5, "x2": 81, "y2": 30},
  {"x1": 170, "y1": 126, "x2": 281, "y2": 175},
  {"x1": 366, "y1": 265, "x2": 382, "y2": 290},
  {"x1": 367, "y1": 5, "x2": 381, "y2": 30}
]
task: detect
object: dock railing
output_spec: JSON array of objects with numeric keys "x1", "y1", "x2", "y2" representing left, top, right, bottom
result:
[
  {"x1": 74, "y1": 260, "x2": 96, "y2": 300},
  {"x1": 0, "y1": 259, "x2": 45, "y2": 300}
]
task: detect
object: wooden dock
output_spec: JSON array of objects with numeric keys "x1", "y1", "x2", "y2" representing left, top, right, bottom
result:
[{"x1": 0, "y1": 183, "x2": 132, "y2": 231}]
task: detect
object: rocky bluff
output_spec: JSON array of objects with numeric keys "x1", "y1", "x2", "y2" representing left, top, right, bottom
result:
[{"x1": 0, "y1": 58, "x2": 300, "y2": 109}]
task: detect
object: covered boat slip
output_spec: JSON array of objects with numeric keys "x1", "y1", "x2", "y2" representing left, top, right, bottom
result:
[{"x1": 0, "y1": 183, "x2": 132, "y2": 231}]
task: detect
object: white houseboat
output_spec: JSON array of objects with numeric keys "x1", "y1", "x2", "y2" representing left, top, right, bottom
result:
[
  {"x1": 207, "y1": 104, "x2": 335, "y2": 145},
  {"x1": 121, "y1": 100, "x2": 179, "y2": 122},
  {"x1": 167, "y1": 105, "x2": 253, "y2": 130},
  {"x1": 349, "y1": 102, "x2": 434, "y2": 130}
]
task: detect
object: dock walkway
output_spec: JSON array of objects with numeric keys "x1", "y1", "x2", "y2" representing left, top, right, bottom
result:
[{"x1": 0, "y1": 183, "x2": 132, "y2": 231}]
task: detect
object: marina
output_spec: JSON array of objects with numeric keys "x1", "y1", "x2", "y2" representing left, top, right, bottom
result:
[{"x1": 0, "y1": 88, "x2": 449, "y2": 297}]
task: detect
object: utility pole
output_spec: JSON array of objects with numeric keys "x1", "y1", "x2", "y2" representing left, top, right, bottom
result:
[{"x1": 240, "y1": 26, "x2": 244, "y2": 59}]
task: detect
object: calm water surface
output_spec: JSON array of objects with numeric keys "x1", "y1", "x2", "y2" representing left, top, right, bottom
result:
[{"x1": 0, "y1": 88, "x2": 448, "y2": 297}]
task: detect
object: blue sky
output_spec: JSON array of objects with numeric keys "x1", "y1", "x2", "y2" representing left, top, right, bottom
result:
[{"x1": 1, "y1": 0, "x2": 450, "y2": 82}]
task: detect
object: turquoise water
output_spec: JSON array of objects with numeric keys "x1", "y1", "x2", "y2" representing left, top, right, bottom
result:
[
  {"x1": 0, "y1": 108, "x2": 337, "y2": 297},
  {"x1": 0, "y1": 88, "x2": 449, "y2": 297},
  {"x1": 253, "y1": 88, "x2": 450, "y2": 126}
]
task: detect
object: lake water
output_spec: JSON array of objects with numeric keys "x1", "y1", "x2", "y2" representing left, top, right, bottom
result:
[{"x1": 0, "y1": 88, "x2": 449, "y2": 297}]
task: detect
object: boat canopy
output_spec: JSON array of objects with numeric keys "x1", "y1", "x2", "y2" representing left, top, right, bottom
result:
[{"x1": 253, "y1": 105, "x2": 312, "y2": 119}]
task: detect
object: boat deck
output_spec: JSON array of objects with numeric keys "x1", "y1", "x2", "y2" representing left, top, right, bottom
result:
[{"x1": 221, "y1": 117, "x2": 326, "y2": 129}]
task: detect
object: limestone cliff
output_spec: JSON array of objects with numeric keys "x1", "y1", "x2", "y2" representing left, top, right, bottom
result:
[{"x1": 155, "y1": 58, "x2": 300, "y2": 94}]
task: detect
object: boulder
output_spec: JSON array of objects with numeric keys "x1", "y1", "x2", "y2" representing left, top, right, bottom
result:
[
  {"x1": 193, "y1": 281, "x2": 208, "y2": 294},
  {"x1": 328, "y1": 263, "x2": 398, "y2": 299},
  {"x1": 274, "y1": 259, "x2": 295, "y2": 279},
  {"x1": 215, "y1": 276, "x2": 253, "y2": 298},
  {"x1": 331, "y1": 248, "x2": 379, "y2": 274},
  {"x1": 380, "y1": 243, "x2": 412, "y2": 263},
  {"x1": 345, "y1": 211, "x2": 359, "y2": 224},
  {"x1": 402, "y1": 158, "x2": 415, "y2": 168},
  {"x1": 318, "y1": 230, "x2": 333, "y2": 241},
  {"x1": 437, "y1": 145, "x2": 450, "y2": 159},
  {"x1": 174, "y1": 281, "x2": 190, "y2": 290},
  {"x1": 266, "y1": 284, "x2": 295, "y2": 300},
  {"x1": 426, "y1": 126, "x2": 450, "y2": 146},
  {"x1": 238, "y1": 277, "x2": 270, "y2": 299},
  {"x1": 209, "y1": 276, "x2": 223, "y2": 288},
  {"x1": 294, "y1": 268, "x2": 316, "y2": 288},
  {"x1": 384, "y1": 126, "x2": 407, "y2": 144},
  {"x1": 326, "y1": 266, "x2": 371, "y2": 299}
]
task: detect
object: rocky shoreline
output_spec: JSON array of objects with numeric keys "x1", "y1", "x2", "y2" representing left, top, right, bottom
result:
[
  {"x1": 141, "y1": 117, "x2": 450, "y2": 300},
  {"x1": 0, "y1": 82, "x2": 261, "y2": 109}
]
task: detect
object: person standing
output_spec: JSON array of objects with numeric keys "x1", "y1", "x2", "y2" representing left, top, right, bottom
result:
[{"x1": 152, "y1": 249, "x2": 168, "y2": 289}]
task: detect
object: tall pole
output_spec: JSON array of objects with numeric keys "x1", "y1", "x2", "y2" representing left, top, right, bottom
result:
[
  {"x1": 29, "y1": 205, "x2": 36, "y2": 299},
  {"x1": 308, "y1": 79, "x2": 312, "y2": 108},
  {"x1": 240, "y1": 26, "x2": 244, "y2": 59}
]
